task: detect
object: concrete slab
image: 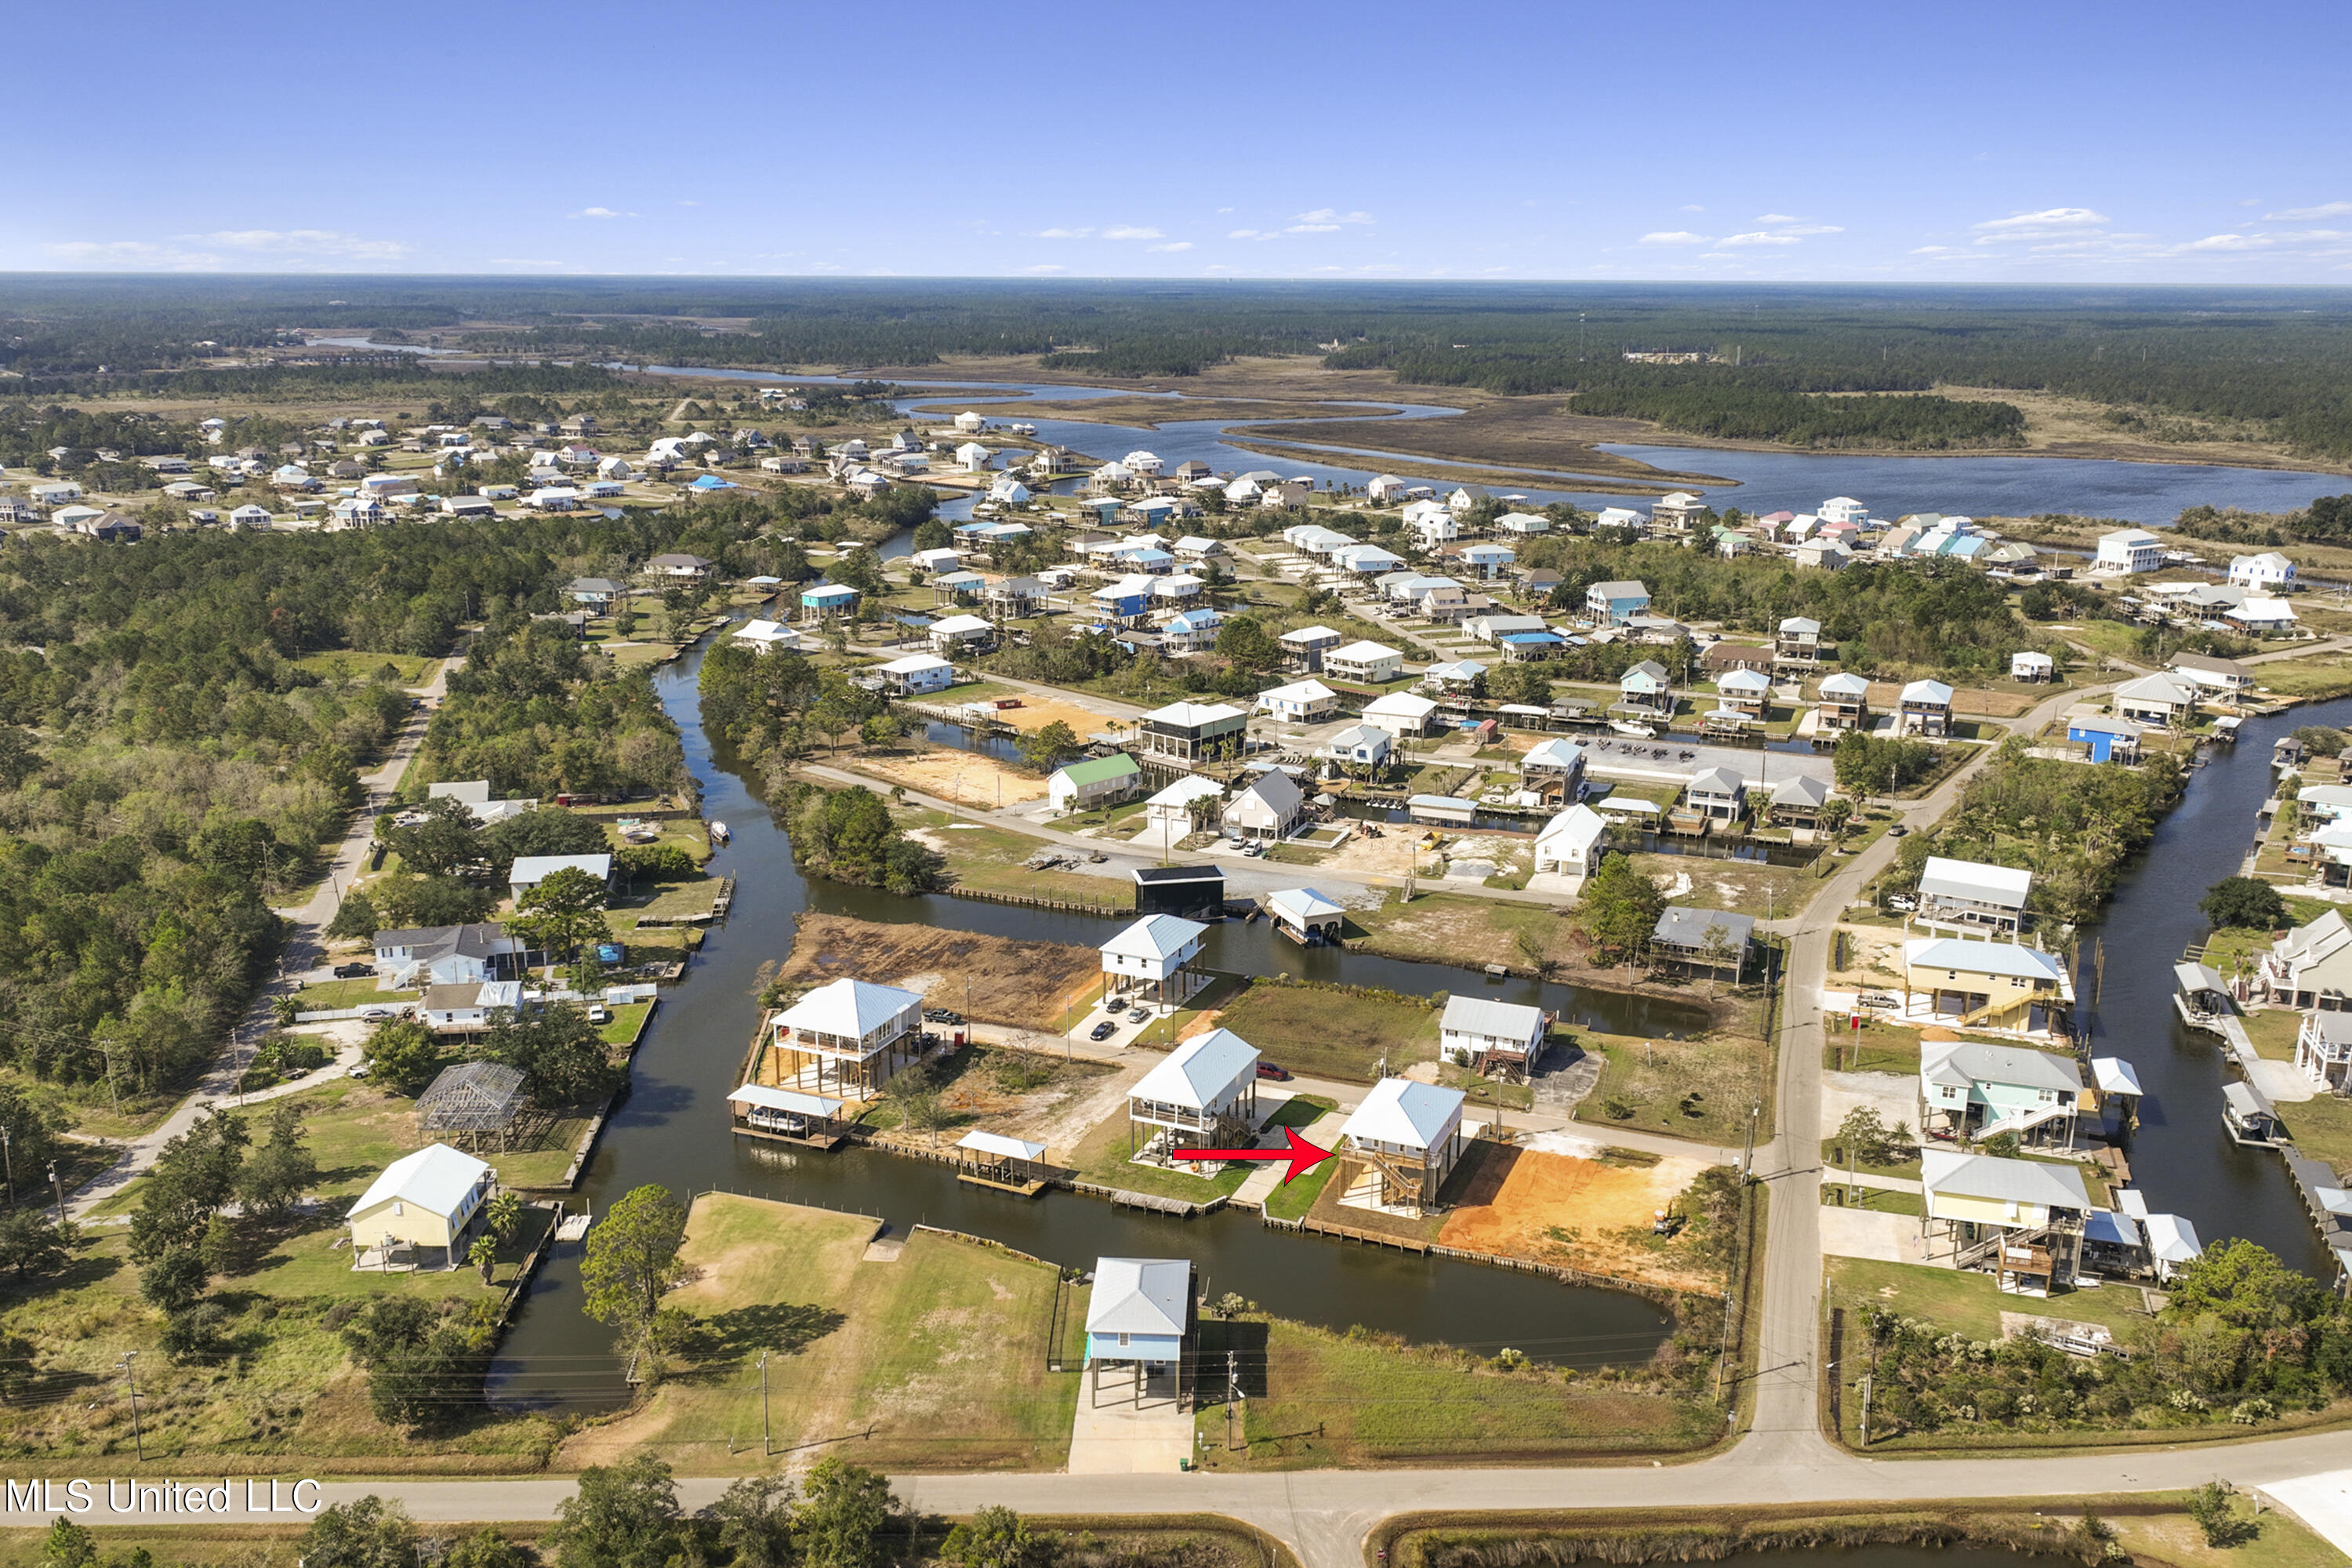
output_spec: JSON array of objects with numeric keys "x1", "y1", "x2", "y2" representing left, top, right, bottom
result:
[
  {"x1": 1822, "y1": 1069, "x2": 1918, "y2": 1133},
  {"x1": 1818, "y1": 1206, "x2": 1933, "y2": 1265},
  {"x1": 2258, "y1": 1471, "x2": 2352, "y2": 1559},
  {"x1": 1066, "y1": 1365, "x2": 1194, "y2": 1475},
  {"x1": 2249, "y1": 1056, "x2": 2318, "y2": 1104}
]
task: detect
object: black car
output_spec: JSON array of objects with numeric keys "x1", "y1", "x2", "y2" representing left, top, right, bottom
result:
[
  {"x1": 923, "y1": 1007, "x2": 966, "y2": 1025},
  {"x1": 332, "y1": 962, "x2": 375, "y2": 979},
  {"x1": 1088, "y1": 1020, "x2": 1118, "y2": 1041}
]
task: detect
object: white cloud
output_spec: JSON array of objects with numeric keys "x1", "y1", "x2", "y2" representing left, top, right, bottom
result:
[
  {"x1": 46, "y1": 239, "x2": 222, "y2": 269},
  {"x1": 1018, "y1": 263, "x2": 1065, "y2": 274},
  {"x1": 1719, "y1": 231, "x2": 1802, "y2": 247},
  {"x1": 1679, "y1": 205, "x2": 1706, "y2": 213},
  {"x1": 2266, "y1": 201, "x2": 2352, "y2": 220},
  {"x1": 1973, "y1": 207, "x2": 2108, "y2": 234},
  {"x1": 1780, "y1": 223, "x2": 1844, "y2": 236},
  {"x1": 571, "y1": 206, "x2": 627, "y2": 220},
  {"x1": 1755, "y1": 213, "x2": 1800, "y2": 224},
  {"x1": 677, "y1": 200, "x2": 702, "y2": 207},
  {"x1": 193, "y1": 228, "x2": 411, "y2": 260},
  {"x1": 2184, "y1": 233, "x2": 2260, "y2": 251},
  {"x1": 1287, "y1": 223, "x2": 1341, "y2": 233},
  {"x1": 1102, "y1": 225, "x2": 1163, "y2": 241},
  {"x1": 1294, "y1": 209, "x2": 1374, "y2": 225},
  {"x1": 1910, "y1": 245, "x2": 1955, "y2": 255},
  {"x1": 1145, "y1": 241, "x2": 1193, "y2": 252},
  {"x1": 1216, "y1": 206, "x2": 1234, "y2": 214},
  {"x1": 1036, "y1": 227, "x2": 1094, "y2": 239},
  {"x1": 1639, "y1": 231, "x2": 1712, "y2": 245},
  {"x1": 1227, "y1": 228, "x2": 1262, "y2": 239}
]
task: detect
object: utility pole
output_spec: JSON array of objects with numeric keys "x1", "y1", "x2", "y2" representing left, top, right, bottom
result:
[
  {"x1": 47, "y1": 1162, "x2": 64, "y2": 1225},
  {"x1": 759, "y1": 1351, "x2": 771, "y2": 1455},
  {"x1": 1227, "y1": 1348, "x2": 1240, "y2": 1450},
  {"x1": 1858, "y1": 1370, "x2": 1875, "y2": 1448},
  {"x1": 121, "y1": 1352, "x2": 143, "y2": 1462},
  {"x1": 1741, "y1": 1101, "x2": 1760, "y2": 1179},
  {"x1": 1, "y1": 1126, "x2": 13, "y2": 1207}
]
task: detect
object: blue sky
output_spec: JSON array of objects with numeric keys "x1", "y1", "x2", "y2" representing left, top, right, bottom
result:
[{"x1": 12, "y1": 0, "x2": 2351, "y2": 282}]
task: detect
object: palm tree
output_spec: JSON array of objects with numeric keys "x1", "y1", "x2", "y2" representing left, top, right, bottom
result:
[
  {"x1": 470, "y1": 1234, "x2": 499, "y2": 1287},
  {"x1": 270, "y1": 995, "x2": 299, "y2": 1029},
  {"x1": 484, "y1": 1192, "x2": 524, "y2": 1244}
]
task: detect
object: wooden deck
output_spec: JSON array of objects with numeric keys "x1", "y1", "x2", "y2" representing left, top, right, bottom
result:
[{"x1": 956, "y1": 1171, "x2": 1048, "y2": 1197}]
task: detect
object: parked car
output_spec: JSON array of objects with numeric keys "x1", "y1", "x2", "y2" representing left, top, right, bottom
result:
[
  {"x1": 587, "y1": 1004, "x2": 611, "y2": 1025},
  {"x1": 1888, "y1": 824, "x2": 1909, "y2": 837},
  {"x1": 1127, "y1": 1007, "x2": 1150, "y2": 1024},
  {"x1": 348, "y1": 1063, "x2": 369, "y2": 1080},
  {"x1": 1088, "y1": 1020, "x2": 1118, "y2": 1041},
  {"x1": 356, "y1": 1004, "x2": 407, "y2": 1022},
  {"x1": 1857, "y1": 993, "x2": 1901, "y2": 1012},
  {"x1": 1885, "y1": 894, "x2": 1918, "y2": 913},
  {"x1": 1254, "y1": 1062, "x2": 1292, "y2": 1081},
  {"x1": 332, "y1": 962, "x2": 375, "y2": 978},
  {"x1": 923, "y1": 1007, "x2": 964, "y2": 1025}
]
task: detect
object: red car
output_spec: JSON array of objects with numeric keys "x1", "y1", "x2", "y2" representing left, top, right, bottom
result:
[{"x1": 1255, "y1": 1062, "x2": 1292, "y2": 1081}]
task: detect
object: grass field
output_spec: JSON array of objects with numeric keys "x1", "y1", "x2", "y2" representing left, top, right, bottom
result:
[
  {"x1": 561, "y1": 1194, "x2": 1080, "y2": 1473},
  {"x1": 1187, "y1": 1316, "x2": 1721, "y2": 1468},
  {"x1": 1822, "y1": 1018, "x2": 1923, "y2": 1074},
  {"x1": 1065, "y1": 1101, "x2": 1257, "y2": 1204},
  {"x1": 1210, "y1": 980, "x2": 1442, "y2": 1083},
  {"x1": 292, "y1": 651, "x2": 439, "y2": 685},
  {"x1": 896, "y1": 808, "x2": 1134, "y2": 910},
  {"x1": 293, "y1": 978, "x2": 413, "y2": 1012},
  {"x1": 777, "y1": 913, "x2": 1105, "y2": 1031},
  {"x1": 1573, "y1": 1029, "x2": 1771, "y2": 1145},
  {"x1": 1825, "y1": 1257, "x2": 2156, "y2": 1342}
]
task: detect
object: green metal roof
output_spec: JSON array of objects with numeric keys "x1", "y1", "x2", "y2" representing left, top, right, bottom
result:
[{"x1": 1058, "y1": 753, "x2": 1140, "y2": 786}]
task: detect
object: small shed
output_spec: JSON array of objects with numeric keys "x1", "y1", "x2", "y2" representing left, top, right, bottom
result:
[{"x1": 416, "y1": 1061, "x2": 529, "y2": 1152}]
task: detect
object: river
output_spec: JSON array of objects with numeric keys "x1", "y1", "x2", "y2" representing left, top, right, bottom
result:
[
  {"x1": 2078, "y1": 699, "x2": 2352, "y2": 1276},
  {"x1": 485, "y1": 640, "x2": 1693, "y2": 1411}
]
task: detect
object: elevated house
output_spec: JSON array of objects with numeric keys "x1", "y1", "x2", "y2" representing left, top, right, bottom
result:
[
  {"x1": 1324, "y1": 723, "x2": 1392, "y2": 771},
  {"x1": 927, "y1": 613, "x2": 996, "y2": 657},
  {"x1": 1101, "y1": 913, "x2": 1208, "y2": 1008},
  {"x1": 1775, "y1": 617, "x2": 1824, "y2": 670},
  {"x1": 1519, "y1": 738, "x2": 1587, "y2": 797},
  {"x1": 346, "y1": 1144, "x2": 495, "y2": 1269},
  {"x1": 1083, "y1": 1257, "x2": 1195, "y2": 1405},
  {"x1": 1140, "y1": 775, "x2": 1226, "y2": 841},
  {"x1": 416, "y1": 1061, "x2": 529, "y2": 1151},
  {"x1": 2168, "y1": 652, "x2": 2257, "y2": 699},
  {"x1": 1899, "y1": 679, "x2": 1954, "y2": 737},
  {"x1": 2296, "y1": 1011, "x2": 2352, "y2": 1092},
  {"x1": 1901, "y1": 937, "x2": 2073, "y2": 1034},
  {"x1": 2259, "y1": 909, "x2": 2352, "y2": 1009},
  {"x1": 1617, "y1": 660, "x2": 1675, "y2": 716},
  {"x1": 1921, "y1": 1149, "x2": 2090, "y2": 1295},
  {"x1": 1915, "y1": 856, "x2": 2031, "y2": 933},
  {"x1": 1277, "y1": 625, "x2": 1345, "y2": 671},
  {"x1": 768, "y1": 977, "x2": 926, "y2": 1096},
  {"x1": 2114, "y1": 673, "x2": 2198, "y2": 729},
  {"x1": 2010, "y1": 651, "x2": 2055, "y2": 684},
  {"x1": 1439, "y1": 996, "x2": 1547, "y2": 1080},
  {"x1": 1360, "y1": 691, "x2": 1440, "y2": 740},
  {"x1": 1769, "y1": 773, "x2": 1831, "y2": 829},
  {"x1": 1338, "y1": 1080, "x2": 1466, "y2": 1214},
  {"x1": 1714, "y1": 667, "x2": 1771, "y2": 719},
  {"x1": 1817, "y1": 671, "x2": 1871, "y2": 731},
  {"x1": 1920, "y1": 1038, "x2": 2086, "y2": 1149},
  {"x1": 1650, "y1": 906, "x2": 1755, "y2": 978},
  {"x1": 874, "y1": 654, "x2": 956, "y2": 696},
  {"x1": 2095, "y1": 528, "x2": 2164, "y2": 575},
  {"x1": 1126, "y1": 1029, "x2": 1260, "y2": 1159},
  {"x1": 2069, "y1": 715, "x2": 2144, "y2": 764},
  {"x1": 1682, "y1": 767, "x2": 1747, "y2": 822},
  {"x1": 1323, "y1": 641, "x2": 1405, "y2": 685},
  {"x1": 1138, "y1": 701, "x2": 1248, "y2": 764},
  {"x1": 374, "y1": 924, "x2": 525, "y2": 991},
  {"x1": 1584, "y1": 579, "x2": 1652, "y2": 626},
  {"x1": 1257, "y1": 679, "x2": 1339, "y2": 725},
  {"x1": 2229, "y1": 551, "x2": 2296, "y2": 592}
]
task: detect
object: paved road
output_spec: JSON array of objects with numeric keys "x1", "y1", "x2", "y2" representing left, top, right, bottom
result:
[{"x1": 63, "y1": 659, "x2": 456, "y2": 1219}]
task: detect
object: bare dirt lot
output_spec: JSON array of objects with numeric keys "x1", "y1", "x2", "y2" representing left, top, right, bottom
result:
[
  {"x1": 852, "y1": 746, "x2": 1046, "y2": 808},
  {"x1": 778, "y1": 913, "x2": 1102, "y2": 1029},
  {"x1": 985, "y1": 695, "x2": 1114, "y2": 735},
  {"x1": 1439, "y1": 1138, "x2": 1718, "y2": 1292}
]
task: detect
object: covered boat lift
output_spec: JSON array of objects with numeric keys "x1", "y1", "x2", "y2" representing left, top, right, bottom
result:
[
  {"x1": 727, "y1": 1083, "x2": 850, "y2": 1149},
  {"x1": 954, "y1": 1130, "x2": 1052, "y2": 1196}
]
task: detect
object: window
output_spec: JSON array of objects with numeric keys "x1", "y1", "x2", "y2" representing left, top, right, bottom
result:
[{"x1": 1117, "y1": 1332, "x2": 1131, "y2": 1348}]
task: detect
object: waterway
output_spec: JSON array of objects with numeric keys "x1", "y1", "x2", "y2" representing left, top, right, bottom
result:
[
  {"x1": 2078, "y1": 699, "x2": 2352, "y2": 1277},
  {"x1": 485, "y1": 639, "x2": 1690, "y2": 1411}
]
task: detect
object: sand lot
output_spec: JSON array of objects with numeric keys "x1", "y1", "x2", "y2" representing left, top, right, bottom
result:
[
  {"x1": 778, "y1": 913, "x2": 1101, "y2": 1029},
  {"x1": 1440, "y1": 1140, "x2": 1717, "y2": 1293},
  {"x1": 855, "y1": 746, "x2": 1045, "y2": 808},
  {"x1": 988, "y1": 695, "x2": 1115, "y2": 735}
]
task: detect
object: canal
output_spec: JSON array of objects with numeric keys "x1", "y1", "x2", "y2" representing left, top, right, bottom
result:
[
  {"x1": 2080, "y1": 695, "x2": 2352, "y2": 1276},
  {"x1": 486, "y1": 637, "x2": 1688, "y2": 1410}
]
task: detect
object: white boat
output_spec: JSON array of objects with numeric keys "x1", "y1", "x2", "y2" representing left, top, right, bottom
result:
[
  {"x1": 1610, "y1": 720, "x2": 1657, "y2": 738},
  {"x1": 708, "y1": 821, "x2": 731, "y2": 844}
]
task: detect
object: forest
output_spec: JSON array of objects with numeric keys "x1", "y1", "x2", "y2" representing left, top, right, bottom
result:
[
  {"x1": 9, "y1": 279, "x2": 2352, "y2": 456},
  {"x1": 1561, "y1": 385, "x2": 2026, "y2": 448}
]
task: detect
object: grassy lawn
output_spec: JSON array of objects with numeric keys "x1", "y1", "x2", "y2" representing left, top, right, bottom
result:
[
  {"x1": 2241, "y1": 1006, "x2": 2301, "y2": 1062},
  {"x1": 1573, "y1": 1028, "x2": 1772, "y2": 1145},
  {"x1": 292, "y1": 650, "x2": 438, "y2": 685},
  {"x1": 1438, "y1": 1062, "x2": 1534, "y2": 1112},
  {"x1": 1820, "y1": 1185, "x2": 1925, "y2": 1216},
  {"x1": 1261, "y1": 1154, "x2": 1342, "y2": 1220},
  {"x1": 1065, "y1": 1104, "x2": 1254, "y2": 1204},
  {"x1": 494, "y1": 1112, "x2": 599, "y2": 1189},
  {"x1": 1825, "y1": 1257, "x2": 2156, "y2": 1343},
  {"x1": 1820, "y1": 1139, "x2": 1923, "y2": 1180},
  {"x1": 2277, "y1": 1092, "x2": 2352, "y2": 1171},
  {"x1": 1186, "y1": 1316, "x2": 1721, "y2": 1468},
  {"x1": 1627, "y1": 851, "x2": 1820, "y2": 924},
  {"x1": 1210, "y1": 979, "x2": 1441, "y2": 1083},
  {"x1": 293, "y1": 978, "x2": 414, "y2": 1012},
  {"x1": 601, "y1": 1001, "x2": 655, "y2": 1047},
  {"x1": 561, "y1": 1194, "x2": 1079, "y2": 1473},
  {"x1": 2252, "y1": 654, "x2": 2352, "y2": 702},
  {"x1": 898, "y1": 808, "x2": 1133, "y2": 911},
  {"x1": 1823, "y1": 1018, "x2": 1922, "y2": 1074}
]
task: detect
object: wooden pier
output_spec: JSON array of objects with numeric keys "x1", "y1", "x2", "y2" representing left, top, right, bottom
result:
[{"x1": 956, "y1": 1171, "x2": 1047, "y2": 1197}]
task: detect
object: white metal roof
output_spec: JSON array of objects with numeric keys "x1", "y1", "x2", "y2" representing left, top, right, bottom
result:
[
  {"x1": 1819, "y1": 672, "x2": 1871, "y2": 698},
  {"x1": 1341, "y1": 1077, "x2": 1465, "y2": 1150},
  {"x1": 776, "y1": 977, "x2": 924, "y2": 1038},
  {"x1": 1363, "y1": 692, "x2": 1439, "y2": 718},
  {"x1": 1917, "y1": 855, "x2": 2031, "y2": 906},
  {"x1": 348, "y1": 1143, "x2": 489, "y2": 1221},
  {"x1": 1086, "y1": 1257, "x2": 1192, "y2": 1337},
  {"x1": 1523, "y1": 739, "x2": 1585, "y2": 769},
  {"x1": 1904, "y1": 938, "x2": 2067, "y2": 983},
  {"x1": 2090, "y1": 1058, "x2": 2143, "y2": 1097},
  {"x1": 1279, "y1": 624, "x2": 1343, "y2": 644},
  {"x1": 879, "y1": 655, "x2": 953, "y2": 675},
  {"x1": 1920, "y1": 1149, "x2": 2091, "y2": 1211},
  {"x1": 1440, "y1": 995, "x2": 1544, "y2": 1044},
  {"x1": 1327, "y1": 640, "x2": 1403, "y2": 662},
  {"x1": 1101, "y1": 913, "x2": 1207, "y2": 963},
  {"x1": 956, "y1": 1129, "x2": 1047, "y2": 1162},
  {"x1": 510, "y1": 852, "x2": 612, "y2": 885},
  {"x1": 1267, "y1": 887, "x2": 1345, "y2": 924},
  {"x1": 1142, "y1": 700, "x2": 1247, "y2": 727},
  {"x1": 1260, "y1": 680, "x2": 1337, "y2": 703},
  {"x1": 2145, "y1": 1211, "x2": 2202, "y2": 1264},
  {"x1": 728, "y1": 1083, "x2": 845, "y2": 1116},
  {"x1": 930, "y1": 614, "x2": 994, "y2": 635},
  {"x1": 1131, "y1": 1028, "x2": 1260, "y2": 1109},
  {"x1": 1921, "y1": 1038, "x2": 2082, "y2": 1095},
  {"x1": 1900, "y1": 679, "x2": 1955, "y2": 704},
  {"x1": 1537, "y1": 803, "x2": 1610, "y2": 848},
  {"x1": 1146, "y1": 775, "x2": 1227, "y2": 809}
]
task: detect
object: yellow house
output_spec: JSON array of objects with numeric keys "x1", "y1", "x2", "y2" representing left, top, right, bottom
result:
[
  {"x1": 1900, "y1": 936, "x2": 2072, "y2": 1034},
  {"x1": 347, "y1": 1143, "x2": 493, "y2": 1265},
  {"x1": 1920, "y1": 1149, "x2": 2091, "y2": 1296}
]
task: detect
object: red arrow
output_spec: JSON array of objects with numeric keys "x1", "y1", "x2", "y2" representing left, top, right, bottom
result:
[{"x1": 1171, "y1": 1125, "x2": 1337, "y2": 1185}]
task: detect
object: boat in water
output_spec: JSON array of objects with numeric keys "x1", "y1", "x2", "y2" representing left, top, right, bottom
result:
[
  {"x1": 1610, "y1": 720, "x2": 1657, "y2": 738},
  {"x1": 709, "y1": 820, "x2": 731, "y2": 845}
]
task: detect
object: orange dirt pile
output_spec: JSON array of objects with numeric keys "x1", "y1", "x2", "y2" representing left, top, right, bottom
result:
[{"x1": 1439, "y1": 1144, "x2": 1717, "y2": 1292}]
